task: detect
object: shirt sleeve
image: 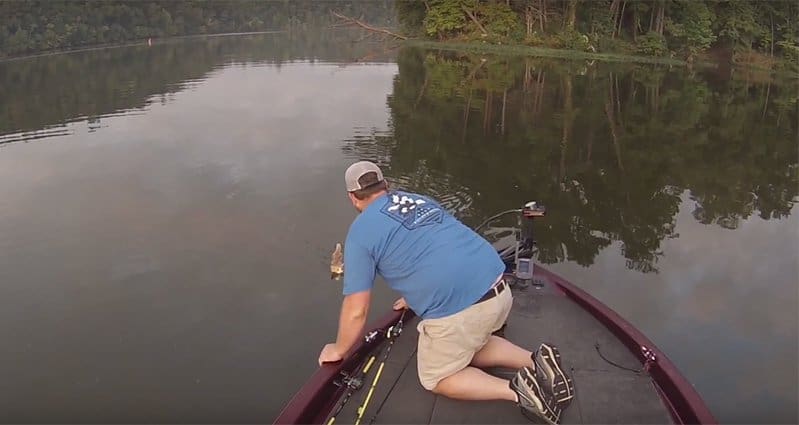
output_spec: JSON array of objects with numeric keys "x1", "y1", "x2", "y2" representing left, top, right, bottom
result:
[{"x1": 342, "y1": 226, "x2": 376, "y2": 295}]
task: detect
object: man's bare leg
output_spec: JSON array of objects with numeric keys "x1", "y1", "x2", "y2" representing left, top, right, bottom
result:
[
  {"x1": 432, "y1": 366, "x2": 517, "y2": 401},
  {"x1": 471, "y1": 335, "x2": 534, "y2": 369}
]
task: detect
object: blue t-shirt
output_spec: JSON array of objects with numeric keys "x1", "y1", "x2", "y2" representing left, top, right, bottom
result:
[{"x1": 343, "y1": 190, "x2": 505, "y2": 319}]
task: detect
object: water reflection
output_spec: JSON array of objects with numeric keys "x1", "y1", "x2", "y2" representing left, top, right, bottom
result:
[
  {"x1": 0, "y1": 34, "x2": 795, "y2": 424},
  {"x1": 0, "y1": 31, "x2": 397, "y2": 142},
  {"x1": 0, "y1": 33, "x2": 400, "y2": 423},
  {"x1": 344, "y1": 47, "x2": 798, "y2": 274},
  {"x1": 0, "y1": 127, "x2": 74, "y2": 146},
  {"x1": 340, "y1": 46, "x2": 798, "y2": 423}
]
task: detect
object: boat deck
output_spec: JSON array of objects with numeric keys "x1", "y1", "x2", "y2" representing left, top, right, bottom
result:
[{"x1": 328, "y1": 277, "x2": 673, "y2": 424}]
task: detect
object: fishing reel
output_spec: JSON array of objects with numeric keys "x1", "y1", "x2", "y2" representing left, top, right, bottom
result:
[
  {"x1": 364, "y1": 330, "x2": 379, "y2": 343},
  {"x1": 386, "y1": 311, "x2": 407, "y2": 340},
  {"x1": 334, "y1": 371, "x2": 363, "y2": 391},
  {"x1": 386, "y1": 323, "x2": 402, "y2": 339}
]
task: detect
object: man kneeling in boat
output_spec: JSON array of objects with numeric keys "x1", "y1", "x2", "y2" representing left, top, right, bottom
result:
[{"x1": 318, "y1": 161, "x2": 574, "y2": 424}]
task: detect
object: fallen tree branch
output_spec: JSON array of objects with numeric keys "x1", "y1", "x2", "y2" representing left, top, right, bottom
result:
[
  {"x1": 461, "y1": 58, "x2": 487, "y2": 88},
  {"x1": 462, "y1": 5, "x2": 488, "y2": 35},
  {"x1": 331, "y1": 11, "x2": 407, "y2": 40},
  {"x1": 354, "y1": 44, "x2": 402, "y2": 64}
]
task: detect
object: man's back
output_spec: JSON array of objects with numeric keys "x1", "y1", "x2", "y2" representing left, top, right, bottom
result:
[{"x1": 343, "y1": 190, "x2": 505, "y2": 319}]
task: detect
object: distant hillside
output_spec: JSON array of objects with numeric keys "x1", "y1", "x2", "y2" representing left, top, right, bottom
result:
[{"x1": 0, "y1": 0, "x2": 397, "y2": 58}]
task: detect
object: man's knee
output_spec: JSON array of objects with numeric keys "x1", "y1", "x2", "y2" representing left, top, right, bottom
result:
[{"x1": 428, "y1": 377, "x2": 448, "y2": 395}]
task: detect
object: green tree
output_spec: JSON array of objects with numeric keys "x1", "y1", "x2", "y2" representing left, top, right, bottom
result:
[
  {"x1": 715, "y1": 0, "x2": 763, "y2": 53},
  {"x1": 0, "y1": 1, "x2": 398, "y2": 58},
  {"x1": 666, "y1": 0, "x2": 716, "y2": 58},
  {"x1": 423, "y1": 0, "x2": 471, "y2": 39},
  {"x1": 394, "y1": 0, "x2": 798, "y2": 67}
]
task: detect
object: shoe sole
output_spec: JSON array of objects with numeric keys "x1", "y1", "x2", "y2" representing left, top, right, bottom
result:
[
  {"x1": 537, "y1": 343, "x2": 574, "y2": 405},
  {"x1": 512, "y1": 367, "x2": 560, "y2": 425}
]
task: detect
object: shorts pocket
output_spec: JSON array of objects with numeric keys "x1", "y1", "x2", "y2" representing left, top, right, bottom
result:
[{"x1": 418, "y1": 319, "x2": 458, "y2": 340}]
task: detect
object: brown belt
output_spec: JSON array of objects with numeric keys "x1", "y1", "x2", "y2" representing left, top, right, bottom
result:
[{"x1": 474, "y1": 279, "x2": 508, "y2": 305}]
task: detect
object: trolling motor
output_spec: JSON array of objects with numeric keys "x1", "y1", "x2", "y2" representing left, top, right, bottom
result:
[
  {"x1": 522, "y1": 201, "x2": 547, "y2": 218},
  {"x1": 475, "y1": 200, "x2": 546, "y2": 280},
  {"x1": 514, "y1": 201, "x2": 546, "y2": 285}
]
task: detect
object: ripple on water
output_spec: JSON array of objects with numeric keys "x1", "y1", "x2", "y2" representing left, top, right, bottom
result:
[
  {"x1": 341, "y1": 127, "x2": 394, "y2": 166},
  {"x1": 342, "y1": 128, "x2": 474, "y2": 218},
  {"x1": 0, "y1": 107, "x2": 151, "y2": 147},
  {"x1": 0, "y1": 127, "x2": 74, "y2": 146},
  {"x1": 390, "y1": 170, "x2": 474, "y2": 219}
]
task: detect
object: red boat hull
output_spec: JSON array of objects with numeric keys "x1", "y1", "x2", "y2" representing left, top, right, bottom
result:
[{"x1": 274, "y1": 308, "x2": 413, "y2": 424}]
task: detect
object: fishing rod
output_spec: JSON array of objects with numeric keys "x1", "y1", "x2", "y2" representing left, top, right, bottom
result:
[
  {"x1": 324, "y1": 310, "x2": 406, "y2": 425},
  {"x1": 325, "y1": 353, "x2": 373, "y2": 425},
  {"x1": 354, "y1": 309, "x2": 405, "y2": 425}
]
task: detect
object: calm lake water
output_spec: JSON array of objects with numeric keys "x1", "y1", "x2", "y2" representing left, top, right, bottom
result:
[{"x1": 0, "y1": 33, "x2": 796, "y2": 424}]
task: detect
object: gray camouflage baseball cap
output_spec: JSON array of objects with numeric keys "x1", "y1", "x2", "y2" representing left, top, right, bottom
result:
[{"x1": 345, "y1": 161, "x2": 384, "y2": 192}]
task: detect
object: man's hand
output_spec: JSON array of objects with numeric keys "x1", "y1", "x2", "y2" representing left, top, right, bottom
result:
[
  {"x1": 393, "y1": 297, "x2": 408, "y2": 311},
  {"x1": 318, "y1": 343, "x2": 343, "y2": 365}
]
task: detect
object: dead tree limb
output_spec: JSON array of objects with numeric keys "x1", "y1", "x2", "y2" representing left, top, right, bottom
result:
[
  {"x1": 462, "y1": 6, "x2": 489, "y2": 35},
  {"x1": 461, "y1": 58, "x2": 487, "y2": 87},
  {"x1": 331, "y1": 11, "x2": 407, "y2": 40}
]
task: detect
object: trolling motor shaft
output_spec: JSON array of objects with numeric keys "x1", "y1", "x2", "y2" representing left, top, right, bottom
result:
[{"x1": 515, "y1": 201, "x2": 546, "y2": 282}]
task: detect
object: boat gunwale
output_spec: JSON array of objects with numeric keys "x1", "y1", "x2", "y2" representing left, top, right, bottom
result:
[
  {"x1": 536, "y1": 266, "x2": 718, "y2": 425},
  {"x1": 273, "y1": 308, "x2": 413, "y2": 424}
]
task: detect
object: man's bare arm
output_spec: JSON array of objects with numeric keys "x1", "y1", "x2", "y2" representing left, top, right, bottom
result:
[{"x1": 334, "y1": 290, "x2": 371, "y2": 354}]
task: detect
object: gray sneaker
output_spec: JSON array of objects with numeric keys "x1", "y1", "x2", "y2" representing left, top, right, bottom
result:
[
  {"x1": 533, "y1": 342, "x2": 574, "y2": 406},
  {"x1": 510, "y1": 366, "x2": 562, "y2": 425}
]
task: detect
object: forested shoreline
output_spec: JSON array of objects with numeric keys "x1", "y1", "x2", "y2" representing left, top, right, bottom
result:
[
  {"x1": 0, "y1": 1, "x2": 396, "y2": 58},
  {"x1": 397, "y1": 1, "x2": 798, "y2": 71},
  {"x1": 1, "y1": 1, "x2": 797, "y2": 72}
]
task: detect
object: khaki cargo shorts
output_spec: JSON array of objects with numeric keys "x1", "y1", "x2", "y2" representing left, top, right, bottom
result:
[{"x1": 416, "y1": 279, "x2": 513, "y2": 391}]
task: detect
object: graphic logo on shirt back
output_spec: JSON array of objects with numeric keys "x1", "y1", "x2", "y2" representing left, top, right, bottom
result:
[{"x1": 380, "y1": 192, "x2": 443, "y2": 229}]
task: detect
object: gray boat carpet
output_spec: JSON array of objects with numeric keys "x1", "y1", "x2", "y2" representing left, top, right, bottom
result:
[{"x1": 329, "y1": 279, "x2": 672, "y2": 424}]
